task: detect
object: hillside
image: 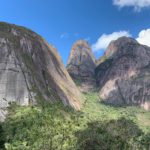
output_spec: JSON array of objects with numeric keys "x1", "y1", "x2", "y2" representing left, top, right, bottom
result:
[
  {"x1": 0, "y1": 22, "x2": 149, "y2": 150},
  {"x1": 0, "y1": 92, "x2": 150, "y2": 149}
]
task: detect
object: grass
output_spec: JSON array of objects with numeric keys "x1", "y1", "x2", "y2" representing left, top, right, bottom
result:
[
  {"x1": 0, "y1": 92, "x2": 150, "y2": 150},
  {"x1": 83, "y1": 92, "x2": 150, "y2": 133}
]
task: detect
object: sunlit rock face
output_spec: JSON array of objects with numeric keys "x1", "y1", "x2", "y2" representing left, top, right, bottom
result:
[
  {"x1": 96, "y1": 37, "x2": 150, "y2": 110},
  {"x1": 67, "y1": 40, "x2": 96, "y2": 92},
  {"x1": 0, "y1": 22, "x2": 82, "y2": 121}
]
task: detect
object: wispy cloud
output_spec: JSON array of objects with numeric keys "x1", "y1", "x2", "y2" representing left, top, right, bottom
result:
[
  {"x1": 74, "y1": 33, "x2": 79, "y2": 37},
  {"x1": 113, "y1": 0, "x2": 150, "y2": 12},
  {"x1": 60, "y1": 33, "x2": 69, "y2": 39},
  {"x1": 60, "y1": 33, "x2": 81, "y2": 39},
  {"x1": 84, "y1": 37, "x2": 91, "y2": 42},
  {"x1": 92, "y1": 31, "x2": 131, "y2": 52},
  {"x1": 136, "y1": 29, "x2": 150, "y2": 47}
]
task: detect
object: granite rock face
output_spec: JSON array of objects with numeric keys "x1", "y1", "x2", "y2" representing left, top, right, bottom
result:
[
  {"x1": 67, "y1": 40, "x2": 96, "y2": 92},
  {"x1": 0, "y1": 22, "x2": 82, "y2": 121},
  {"x1": 96, "y1": 37, "x2": 150, "y2": 110}
]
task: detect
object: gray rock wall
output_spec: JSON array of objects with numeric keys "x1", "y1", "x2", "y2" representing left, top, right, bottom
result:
[{"x1": 0, "y1": 22, "x2": 82, "y2": 121}]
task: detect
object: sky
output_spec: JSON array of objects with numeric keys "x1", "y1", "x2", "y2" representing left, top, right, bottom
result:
[{"x1": 0, "y1": 0, "x2": 150, "y2": 65}]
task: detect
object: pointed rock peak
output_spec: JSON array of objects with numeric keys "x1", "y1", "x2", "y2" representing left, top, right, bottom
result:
[
  {"x1": 67, "y1": 40, "x2": 95, "y2": 64},
  {"x1": 67, "y1": 40, "x2": 96, "y2": 92},
  {"x1": 71, "y1": 40, "x2": 91, "y2": 52}
]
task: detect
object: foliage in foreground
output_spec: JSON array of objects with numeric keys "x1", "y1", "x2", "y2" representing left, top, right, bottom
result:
[{"x1": 0, "y1": 93, "x2": 150, "y2": 150}]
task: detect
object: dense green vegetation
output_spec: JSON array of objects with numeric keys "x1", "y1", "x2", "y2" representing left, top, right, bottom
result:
[{"x1": 0, "y1": 92, "x2": 150, "y2": 150}]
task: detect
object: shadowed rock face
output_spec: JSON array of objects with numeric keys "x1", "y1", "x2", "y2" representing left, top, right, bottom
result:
[
  {"x1": 67, "y1": 40, "x2": 96, "y2": 92},
  {"x1": 96, "y1": 37, "x2": 150, "y2": 110},
  {"x1": 0, "y1": 22, "x2": 82, "y2": 121}
]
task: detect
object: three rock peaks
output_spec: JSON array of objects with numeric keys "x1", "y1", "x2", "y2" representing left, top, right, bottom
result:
[{"x1": 0, "y1": 22, "x2": 150, "y2": 122}]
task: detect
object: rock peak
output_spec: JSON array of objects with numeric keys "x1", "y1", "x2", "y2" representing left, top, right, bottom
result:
[
  {"x1": 96, "y1": 36, "x2": 150, "y2": 110},
  {"x1": 112, "y1": 36, "x2": 137, "y2": 43},
  {"x1": 67, "y1": 40, "x2": 96, "y2": 92},
  {"x1": 67, "y1": 40, "x2": 95, "y2": 64},
  {"x1": 71, "y1": 40, "x2": 90, "y2": 49},
  {"x1": 103, "y1": 36, "x2": 139, "y2": 60}
]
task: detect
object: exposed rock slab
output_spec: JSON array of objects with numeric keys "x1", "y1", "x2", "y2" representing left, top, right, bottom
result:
[
  {"x1": 0, "y1": 22, "x2": 82, "y2": 121},
  {"x1": 96, "y1": 37, "x2": 150, "y2": 110},
  {"x1": 67, "y1": 40, "x2": 96, "y2": 92}
]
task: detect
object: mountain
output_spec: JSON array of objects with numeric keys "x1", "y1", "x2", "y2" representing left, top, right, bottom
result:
[
  {"x1": 96, "y1": 37, "x2": 150, "y2": 110},
  {"x1": 0, "y1": 22, "x2": 82, "y2": 121},
  {"x1": 67, "y1": 40, "x2": 96, "y2": 92}
]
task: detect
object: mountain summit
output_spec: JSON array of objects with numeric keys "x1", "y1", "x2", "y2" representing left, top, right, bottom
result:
[
  {"x1": 96, "y1": 37, "x2": 150, "y2": 110},
  {"x1": 67, "y1": 40, "x2": 96, "y2": 92},
  {"x1": 0, "y1": 22, "x2": 82, "y2": 121}
]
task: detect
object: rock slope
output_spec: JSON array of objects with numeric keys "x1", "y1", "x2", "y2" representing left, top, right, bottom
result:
[
  {"x1": 67, "y1": 40, "x2": 96, "y2": 92},
  {"x1": 0, "y1": 22, "x2": 82, "y2": 121},
  {"x1": 96, "y1": 37, "x2": 150, "y2": 110}
]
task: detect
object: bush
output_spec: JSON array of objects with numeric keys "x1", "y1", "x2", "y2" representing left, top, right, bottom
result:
[
  {"x1": 0, "y1": 123, "x2": 5, "y2": 149},
  {"x1": 76, "y1": 118, "x2": 149, "y2": 150},
  {"x1": 0, "y1": 92, "x2": 150, "y2": 150},
  {"x1": 1, "y1": 103, "x2": 81, "y2": 150}
]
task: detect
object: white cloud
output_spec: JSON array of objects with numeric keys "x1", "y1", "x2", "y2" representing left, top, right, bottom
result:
[
  {"x1": 92, "y1": 31, "x2": 131, "y2": 52},
  {"x1": 136, "y1": 29, "x2": 150, "y2": 47},
  {"x1": 113, "y1": 0, "x2": 150, "y2": 11}
]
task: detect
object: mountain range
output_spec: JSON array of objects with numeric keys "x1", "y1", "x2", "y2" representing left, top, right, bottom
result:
[
  {"x1": 0, "y1": 22, "x2": 150, "y2": 122},
  {"x1": 0, "y1": 21, "x2": 150, "y2": 150}
]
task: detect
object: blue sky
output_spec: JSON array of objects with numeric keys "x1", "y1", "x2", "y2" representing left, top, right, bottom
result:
[{"x1": 0, "y1": 0, "x2": 150, "y2": 65}]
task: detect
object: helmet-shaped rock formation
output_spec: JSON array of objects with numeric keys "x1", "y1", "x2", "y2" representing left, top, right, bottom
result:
[{"x1": 96, "y1": 37, "x2": 150, "y2": 110}]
